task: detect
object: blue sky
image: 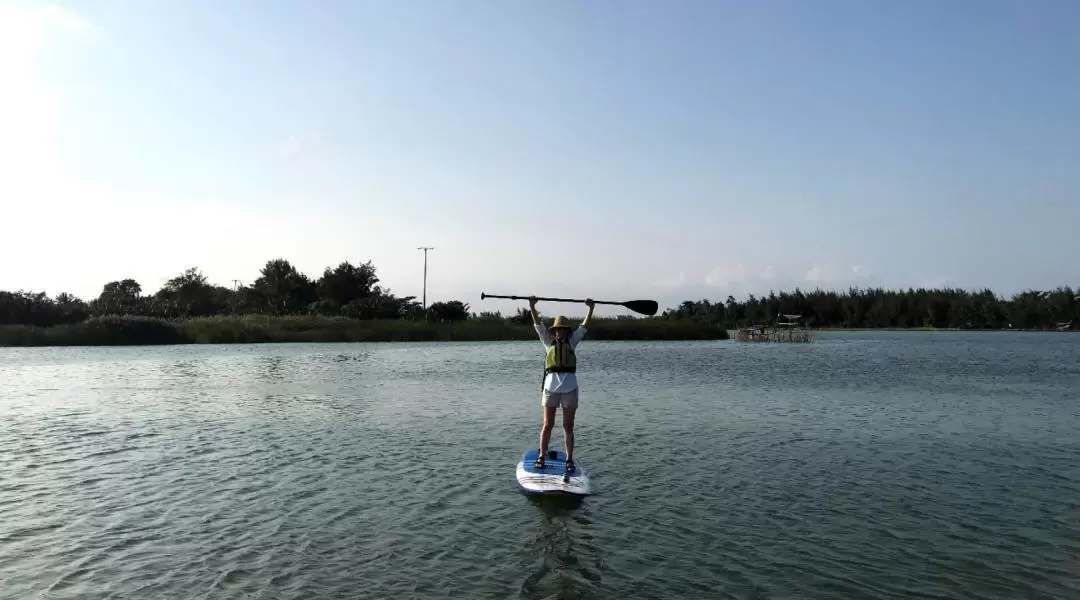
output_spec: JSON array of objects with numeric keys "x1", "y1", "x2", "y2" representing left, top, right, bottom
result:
[{"x1": 2, "y1": 0, "x2": 1078, "y2": 316}]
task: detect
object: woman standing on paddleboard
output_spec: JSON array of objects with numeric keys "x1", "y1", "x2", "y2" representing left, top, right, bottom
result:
[{"x1": 529, "y1": 295, "x2": 594, "y2": 474}]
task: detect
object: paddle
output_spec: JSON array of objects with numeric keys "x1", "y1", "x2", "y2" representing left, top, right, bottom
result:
[{"x1": 480, "y1": 292, "x2": 659, "y2": 316}]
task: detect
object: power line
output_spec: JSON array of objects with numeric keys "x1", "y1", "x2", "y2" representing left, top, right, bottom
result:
[{"x1": 417, "y1": 246, "x2": 433, "y2": 309}]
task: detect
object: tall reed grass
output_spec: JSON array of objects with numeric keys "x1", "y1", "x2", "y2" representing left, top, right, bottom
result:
[{"x1": 0, "y1": 315, "x2": 729, "y2": 346}]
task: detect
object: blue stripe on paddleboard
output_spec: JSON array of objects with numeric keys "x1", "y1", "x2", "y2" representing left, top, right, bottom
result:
[{"x1": 519, "y1": 450, "x2": 583, "y2": 475}]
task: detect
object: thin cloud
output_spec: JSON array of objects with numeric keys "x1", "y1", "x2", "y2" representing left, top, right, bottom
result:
[
  {"x1": 704, "y1": 262, "x2": 752, "y2": 287},
  {"x1": 39, "y1": 4, "x2": 94, "y2": 35},
  {"x1": 804, "y1": 263, "x2": 836, "y2": 283},
  {"x1": 0, "y1": 3, "x2": 95, "y2": 195},
  {"x1": 273, "y1": 132, "x2": 321, "y2": 160},
  {"x1": 917, "y1": 275, "x2": 951, "y2": 289},
  {"x1": 805, "y1": 263, "x2": 875, "y2": 285},
  {"x1": 675, "y1": 261, "x2": 887, "y2": 301},
  {"x1": 655, "y1": 271, "x2": 687, "y2": 288}
]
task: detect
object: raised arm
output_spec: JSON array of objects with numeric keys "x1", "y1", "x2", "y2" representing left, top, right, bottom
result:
[
  {"x1": 529, "y1": 296, "x2": 540, "y2": 326},
  {"x1": 581, "y1": 298, "x2": 595, "y2": 327},
  {"x1": 530, "y1": 296, "x2": 552, "y2": 346},
  {"x1": 569, "y1": 298, "x2": 595, "y2": 346}
]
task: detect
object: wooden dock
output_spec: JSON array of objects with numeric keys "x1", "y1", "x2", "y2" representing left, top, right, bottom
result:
[{"x1": 736, "y1": 314, "x2": 813, "y2": 343}]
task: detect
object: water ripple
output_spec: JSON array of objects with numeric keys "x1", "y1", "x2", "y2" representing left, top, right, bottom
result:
[{"x1": 0, "y1": 335, "x2": 1078, "y2": 598}]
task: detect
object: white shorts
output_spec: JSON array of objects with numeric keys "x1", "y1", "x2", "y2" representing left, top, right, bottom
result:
[{"x1": 542, "y1": 388, "x2": 579, "y2": 409}]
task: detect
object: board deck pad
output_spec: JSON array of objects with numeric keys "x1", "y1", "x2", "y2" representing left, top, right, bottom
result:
[{"x1": 515, "y1": 449, "x2": 592, "y2": 496}]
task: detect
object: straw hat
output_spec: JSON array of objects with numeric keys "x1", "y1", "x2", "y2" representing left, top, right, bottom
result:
[{"x1": 548, "y1": 315, "x2": 573, "y2": 330}]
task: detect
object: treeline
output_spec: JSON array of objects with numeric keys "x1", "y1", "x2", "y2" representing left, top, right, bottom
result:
[
  {"x1": 0, "y1": 257, "x2": 731, "y2": 345},
  {"x1": 3, "y1": 258, "x2": 1076, "y2": 336},
  {"x1": 0, "y1": 258, "x2": 479, "y2": 327},
  {"x1": 662, "y1": 286, "x2": 1079, "y2": 330}
]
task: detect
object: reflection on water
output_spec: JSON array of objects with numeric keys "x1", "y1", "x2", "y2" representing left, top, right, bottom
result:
[
  {"x1": 160, "y1": 359, "x2": 203, "y2": 382},
  {"x1": 521, "y1": 493, "x2": 610, "y2": 598},
  {"x1": 257, "y1": 354, "x2": 287, "y2": 382},
  {"x1": 527, "y1": 492, "x2": 586, "y2": 515}
]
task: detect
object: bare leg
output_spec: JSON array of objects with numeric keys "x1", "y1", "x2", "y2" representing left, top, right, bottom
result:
[
  {"x1": 539, "y1": 406, "x2": 556, "y2": 455},
  {"x1": 562, "y1": 406, "x2": 576, "y2": 462}
]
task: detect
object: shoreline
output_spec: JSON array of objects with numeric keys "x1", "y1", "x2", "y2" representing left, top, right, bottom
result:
[
  {"x1": 0, "y1": 315, "x2": 731, "y2": 347},
  {"x1": 1, "y1": 316, "x2": 1072, "y2": 348},
  {"x1": 809, "y1": 326, "x2": 1075, "y2": 333}
]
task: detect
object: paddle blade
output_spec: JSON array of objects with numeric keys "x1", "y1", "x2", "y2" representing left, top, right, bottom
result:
[{"x1": 622, "y1": 299, "x2": 659, "y2": 316}]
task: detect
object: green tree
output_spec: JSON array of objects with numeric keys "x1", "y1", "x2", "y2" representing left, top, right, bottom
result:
[
  {"x1": 252, "y1": 258, "x2": 314, "y2": 314},
  {"x1": 315, "y1": 260, "x2": 380, "y2": 309},
  {"x1": 155, "y1": 267, "x2": 220, "y2": 317},
  {"x1": 95, "y1": 279, "x2": 143, "y2": 315},
  {"x1": 507, "y1": 307, "x2": 533, "y2": 325},
  {"x1": 660, "y1": 285, "x2": 1078, "y2": 331},
  {"x1": 428, "y1": 300, "x2": 470, "y2": 322}
]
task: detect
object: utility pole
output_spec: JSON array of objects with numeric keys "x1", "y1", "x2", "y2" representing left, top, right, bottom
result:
[{"x1": 417, "y1": 246, "x2": 433, "y2": 309}]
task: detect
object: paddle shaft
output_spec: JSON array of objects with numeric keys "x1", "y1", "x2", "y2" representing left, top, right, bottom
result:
[
  {"x1": 481, "y1": 293, "x2": 611, "y2": 306},
  {"x1": 480, "y1": 292, "x2": 659, "y2": 316}
]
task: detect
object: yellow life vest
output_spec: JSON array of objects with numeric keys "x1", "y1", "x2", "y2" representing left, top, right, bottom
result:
[{"x1": 545, "y1": 339, "x2": 576, "y2": 374}]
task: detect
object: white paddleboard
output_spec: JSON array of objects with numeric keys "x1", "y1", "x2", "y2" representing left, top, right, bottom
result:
[{"x1": 515, "y1": 449, "x2": 591, "y2": 496}]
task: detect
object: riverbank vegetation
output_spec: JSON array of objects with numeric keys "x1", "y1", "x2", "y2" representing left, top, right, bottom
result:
[
  {"x1": 0, "y1": 314, "x2": 728, "y2": 346},
  {"x1": 1, "y1": 257, "x2": 1075, "y2": 346},
  {"x1": 0, "y1": 258, "x2": 728, "y2": 346},
  {"x1": 662, "y1": 286, "x2": 1078, "y2": 331}
]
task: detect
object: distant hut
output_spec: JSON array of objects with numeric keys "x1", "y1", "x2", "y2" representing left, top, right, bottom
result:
[{"x1": 737, "y1": 313, "x2": 813, "y2": 343}]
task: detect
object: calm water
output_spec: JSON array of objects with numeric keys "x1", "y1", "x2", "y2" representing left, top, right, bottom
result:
[{"x1": 1, "y1": 331, "x2": 1079, "y2": 599}]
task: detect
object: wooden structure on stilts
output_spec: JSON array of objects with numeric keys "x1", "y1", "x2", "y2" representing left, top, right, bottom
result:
[{"x1": 737, "y1": 313, "x2": 813, "y2": 343}]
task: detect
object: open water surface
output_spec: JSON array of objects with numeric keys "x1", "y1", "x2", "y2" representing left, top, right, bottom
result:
[{"x1": 1, "y1": 331, "x2": 1079, "y2": 599}]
